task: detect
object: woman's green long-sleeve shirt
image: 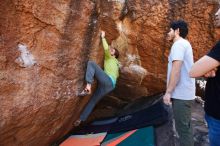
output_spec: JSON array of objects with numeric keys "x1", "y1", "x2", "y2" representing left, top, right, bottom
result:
[{"x1": 102, "y1": 38, "x2": 119, "y2": 86}]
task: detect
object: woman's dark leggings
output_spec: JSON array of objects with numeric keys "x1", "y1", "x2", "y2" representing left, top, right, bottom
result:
[{"x1": 80, "y1": 61, "x2": 114, "y2": 121}]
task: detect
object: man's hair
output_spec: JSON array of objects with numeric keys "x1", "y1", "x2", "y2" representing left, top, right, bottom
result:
[
  {"x1": 114, "y1": 48, "x2": 119, "y2": 59},
  {"x1": 170, "y1": 20, "x2": 188, "y2": 38}
]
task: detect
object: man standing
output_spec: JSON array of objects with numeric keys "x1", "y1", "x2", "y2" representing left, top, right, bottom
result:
[
  {"x1": 164, "y1": 20, "x2": 195, "y2": 146},
  {"x1": 189, "y1": 8, "x2": 220, "y2": 146}
]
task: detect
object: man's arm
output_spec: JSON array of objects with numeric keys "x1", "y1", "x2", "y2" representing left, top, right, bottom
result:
[
  {"x1": 163, "y1": 60, "x2": 182, "y2": 105},
  {"x1": 189, "y1": 55, "x2": 220, "y2": 78}
]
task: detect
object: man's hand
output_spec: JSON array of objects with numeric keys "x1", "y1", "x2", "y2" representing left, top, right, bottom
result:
[
  {"x1": 163, "y1": 92, "x2": 172, "y2": 105},
  {"x1": 101, "y1": 31, "x2": 105, "y2": 38},
  {"x1": 204, "y1": 68, "x2": 217, "y2": 78}
]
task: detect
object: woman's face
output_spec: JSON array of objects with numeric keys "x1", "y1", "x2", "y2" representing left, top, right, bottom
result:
[{"x1": 110, "y1": 47, "x2": 115, "y2": 56}]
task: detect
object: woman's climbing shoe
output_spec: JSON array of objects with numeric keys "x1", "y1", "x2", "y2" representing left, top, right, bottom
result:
[
  {"x1": 74, "y1": 119, "x2": 82, "y2": 126},
  {"x1": 77, "y1": 89, "x2": 90, "y2": 96}
]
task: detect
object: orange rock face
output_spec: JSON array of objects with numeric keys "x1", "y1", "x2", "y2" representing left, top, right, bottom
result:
[{"x1": 0, "y1": 0, "x2": 218, "y2": 145}]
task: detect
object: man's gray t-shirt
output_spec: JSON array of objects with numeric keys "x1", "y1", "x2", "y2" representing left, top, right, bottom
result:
[{"x1": 167, "y1": 38, "x2": 195, "y2": 100}]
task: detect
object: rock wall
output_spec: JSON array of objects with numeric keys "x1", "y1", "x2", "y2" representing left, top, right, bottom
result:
[
  {"x1": 0, "y1": 0, "x2": 218, "y2": 145},
  {"x1": 91, "y1": 0, "x2": 218, "y2": 120}
]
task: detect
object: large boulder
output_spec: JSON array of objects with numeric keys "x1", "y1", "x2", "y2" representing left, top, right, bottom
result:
[{"x1": 0, "y1": 0, "x2": 218, "y2": 145}]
